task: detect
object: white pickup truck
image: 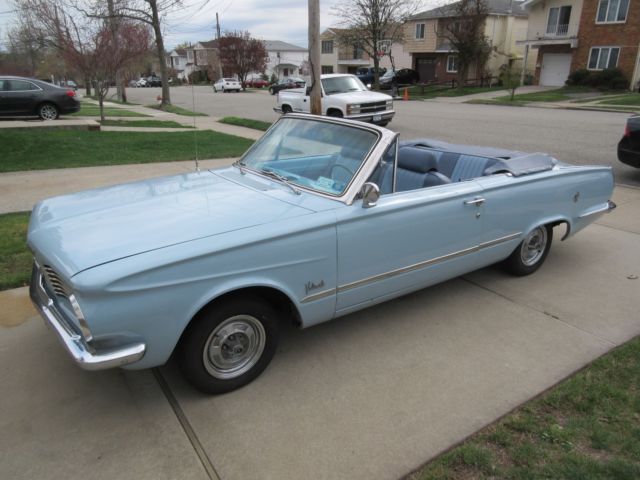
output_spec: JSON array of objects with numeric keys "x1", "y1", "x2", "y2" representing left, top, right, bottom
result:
[{"x1": 274, "y1": 73, "x2": 395, "y2": 126}]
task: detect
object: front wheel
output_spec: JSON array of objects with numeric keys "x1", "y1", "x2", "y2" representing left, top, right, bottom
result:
[
  {"x1": 502, "y1": 225, "x2": 553, "y2": 276},
  {"x1": 178, "y1": 296, "x2": 279, "y2": 394}
]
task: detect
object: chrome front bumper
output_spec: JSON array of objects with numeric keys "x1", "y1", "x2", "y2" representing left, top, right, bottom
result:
[{"x1": 30, "y1": 264, "x2": 146, "y2": 370}]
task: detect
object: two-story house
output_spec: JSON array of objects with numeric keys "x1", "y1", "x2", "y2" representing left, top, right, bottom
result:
[
  {"x1": 264, "y1": 40, "x2": 308, "y2": 80},
  {"x1": 320, "y1": 28, "x2": 411, "y2": 75},
  {"x1": 167, "y1": 49, "x2": 189, "y2": 80},
  {"x1": 404, "y1": 0, "x2": 534, "y2": 83},
  {"x1": 519, "y1": 0, "x2": 640, "y2": 88}
]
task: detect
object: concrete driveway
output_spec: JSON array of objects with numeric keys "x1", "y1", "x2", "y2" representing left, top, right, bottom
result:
[{"x1": 1, "y1": 184, "x2": 639, "y2": 480}]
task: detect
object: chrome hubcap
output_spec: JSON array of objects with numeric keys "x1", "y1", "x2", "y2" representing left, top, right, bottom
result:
[
  {"x1": 40, "y1": 105, "x2": 57, "y2": 120},
  {"x1": 520, "y1": 226, "x2": 547, "y2": 266},
  {"x1": 203, "y1": 315, "x2": 265, "y2": 379}
]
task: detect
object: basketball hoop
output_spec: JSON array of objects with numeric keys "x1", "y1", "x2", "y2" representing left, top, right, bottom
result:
[{"x1": 377, "y1": 40, "x2": 392, "y2": 58}]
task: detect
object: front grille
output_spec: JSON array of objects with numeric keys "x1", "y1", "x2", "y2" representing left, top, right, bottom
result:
[
  {"x1": 42, "y1": 265, "x2": 71, "y2": 297},
  {"x1": 361, "y1": 101, "x2": 388, "y2": 113}
]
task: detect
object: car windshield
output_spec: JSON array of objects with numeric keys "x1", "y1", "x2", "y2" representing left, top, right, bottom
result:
[
  {"x1": 224, "y1": 78, "x2": 236, "y2": 82},
  {"x1": 321, "y1": 76, "x2": 367, "y2": 94},
  {"x1": 239, "y1": 117, "x2": 379, "y2": 196}
]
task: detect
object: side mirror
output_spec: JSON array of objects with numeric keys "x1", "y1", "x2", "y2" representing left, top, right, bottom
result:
[
  {"x1": 366, "y1": 83, "x2": 372, "y2": 89},
  {"x1": 361, "y1": 182, "x2": 380, "y2": 208}
]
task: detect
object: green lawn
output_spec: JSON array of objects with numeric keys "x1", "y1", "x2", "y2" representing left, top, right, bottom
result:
[
  {"x1": 411, "y1": 336, "x2": 640, "y2": 480},
  {"x1": 597, "y1": 94, "x2": 640, "y2": 106},
  {"x1": 219, "y1": 116, "x2": 272, "y2": 131},
  {"x1": 407, "y1": 85, "x2": 504, "y2": 99},
  {"x1": 70, "y1": 102, "x2": 148, "y2": 117},
  {"x1": 472, "y1": 87, "x2": 600, "y2": 105},
  {"x1": 100, "y1": 119, "x2": 193, "y2": 128},
  {"x1": 146, "y1": 104, "x2": 208, "y2": 116},
  {"x1": 0, "y1": 212, "x2": 31, "y2": 291},
  {"x1": 0, "y1": 129, "x2": 253, "y2": 172}
]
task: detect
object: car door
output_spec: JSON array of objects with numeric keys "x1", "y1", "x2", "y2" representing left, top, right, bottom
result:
[
  {"x1": 4, "y1": 79, "x2": 42, "y2": 114},
  {"x1": 334, "y1": 177, "x2": 486, "y2": 314}
]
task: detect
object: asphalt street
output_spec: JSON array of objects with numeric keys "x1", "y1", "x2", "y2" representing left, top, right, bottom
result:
[{"x1": 125, "y1": 85, "x2": 640, "y2": 187}]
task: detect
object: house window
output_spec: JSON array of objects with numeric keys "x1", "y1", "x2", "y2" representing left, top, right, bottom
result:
[
  {"x1": 596, "y1": 0, "x2": 629, "y2": 23},
  {"x1": 415, "y1": 23, "x2": 425, "y2": 39},
  {"x1": 321, "y1": 65, "x2": 334, "y2": 74},
  {"x1": 588, "y1": 47, "x2": 620, "y2": 70},
  {"x1": 353, "y1": 44, "x2": 365, "y2": 59},
  {"x1": 187, "y1": 50, "x2": 193, "y2": 61},
  {"x1": 321, "y1": 40, "x2": 334, "y2": 54},
  {"x1": 546, "y1": 6, "x2": 572, "y2": 36},
  {"x1": 446, "y1": 55, "x2": 458, "y2": 73},
  {"x1": 283, "y1": 68, "x2": 289, "y2": 77}
]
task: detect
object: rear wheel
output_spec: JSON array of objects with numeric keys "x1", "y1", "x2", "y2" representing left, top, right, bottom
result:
[
  {"x1": 281, "y1": 104, "x2": 292, "y2": 114},
  {"x1": 38, "y1": 103, "x2": 59, "y2": 120},
  {"x1": 178, "y1": 296, "x2": 279, "y2": 394},
  {"x1": 502, "y1": 225, "x2": 553, "y2": 276}
]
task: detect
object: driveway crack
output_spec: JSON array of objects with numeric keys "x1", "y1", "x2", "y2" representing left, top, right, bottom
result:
[
  {"x1": 153, "y1": 368, "x2": 221, "y2": 480},
  {"x1": 461, "y1": 276, "x2": 617, "y2": 347}
]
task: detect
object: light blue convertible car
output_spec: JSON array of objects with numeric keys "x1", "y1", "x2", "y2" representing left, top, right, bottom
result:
[{"x1": 28, "y1": 114, "x2": 615, "y2": 393}]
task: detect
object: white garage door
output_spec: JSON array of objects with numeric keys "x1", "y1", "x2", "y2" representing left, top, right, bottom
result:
[{"x1": 540, "y1": 53, "x2": 572, "y2": 87}]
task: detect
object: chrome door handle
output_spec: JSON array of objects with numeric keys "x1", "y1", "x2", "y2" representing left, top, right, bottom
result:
[{"x1": 464, "y1": 197, "x2": 485, "y2": 206}]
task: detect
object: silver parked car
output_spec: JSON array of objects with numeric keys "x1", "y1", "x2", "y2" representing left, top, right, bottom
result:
[{"x1": 213, "y1": 77, "x2": 242, "y2": 92}]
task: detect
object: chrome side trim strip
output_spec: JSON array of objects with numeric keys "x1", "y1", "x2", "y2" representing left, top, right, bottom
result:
[
  {"x1": 337, "y1": 232, "x2": 522, "y2": 294},
  {"x1": 301, "y1": 288, "x2": 336, "y2": 304},
  {"x1": 478, "y1": 232, "x2": 522, "y2": 250},
  {"x1": 579, "y1": 202, "x2": 616, "y2": 219}
]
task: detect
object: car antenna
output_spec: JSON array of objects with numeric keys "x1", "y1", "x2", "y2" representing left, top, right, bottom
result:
[{"x1": 191, "y1": 80, "x2": 200, "y2": 172}]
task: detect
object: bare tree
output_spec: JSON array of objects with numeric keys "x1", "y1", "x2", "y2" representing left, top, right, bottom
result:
[
  {"x1": 218, "y1": 31, "x2": 268, "y2": 90},
  {"x1": 81, "y1": 0, "x2": 182, "y2": 106},
  {"x1": 436, "y1": 0, "x2": 492, "y2": 90},
  {"x1": 332, "y1": 0, "x2": 418, "y2": 89},
  {"x1": 17, "y1": 0, "x2": 151, "y2": 118}
]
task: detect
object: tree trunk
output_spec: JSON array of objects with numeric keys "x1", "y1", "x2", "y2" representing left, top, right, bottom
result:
[
  {"x1": 149, "y1": 0, "x2": 171, "y2": 106},
  {"x1": 373, "y1": 54, "x2": 380, "y2": 90},
  {"x1": 85, "y1": 77, "x2": 91, "y2": 96}
]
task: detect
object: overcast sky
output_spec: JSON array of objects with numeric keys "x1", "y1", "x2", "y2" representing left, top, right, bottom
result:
[{"x1": 1, "y1": 0, "x2": 435, "y2": 51}]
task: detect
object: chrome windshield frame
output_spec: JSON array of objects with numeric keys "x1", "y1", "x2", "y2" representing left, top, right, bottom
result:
[{"x1": 232, "y1": 114, "x2": 396, "y2": 205}]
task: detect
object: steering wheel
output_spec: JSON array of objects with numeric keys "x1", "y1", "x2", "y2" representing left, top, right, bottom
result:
[{"x1": 330, "y1": 163, "x2": 355, "y2": 181}]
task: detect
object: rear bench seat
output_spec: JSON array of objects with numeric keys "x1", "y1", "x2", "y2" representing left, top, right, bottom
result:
[{"x1": 394, "y1": 146, "x2": 498, "y2": 192}]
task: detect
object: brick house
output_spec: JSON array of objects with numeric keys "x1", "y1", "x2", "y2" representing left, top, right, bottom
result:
[
  {"x1": 519, "y1": 0, "x2": 640, "y2": 88},
  {"x1": 404, "y1": 0, "x2": 534, "y2": 84},
  {"x1": 573, "y1": 0, "x2": 640, "y2": 88}
]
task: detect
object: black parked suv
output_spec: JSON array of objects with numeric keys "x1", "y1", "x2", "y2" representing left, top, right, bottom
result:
[
  {"x1": 0, "y1": 76, "x2": 81, "y2": 120},
  {"x1": 146, "y1": 75, "x2": 162, "y2": 87}
]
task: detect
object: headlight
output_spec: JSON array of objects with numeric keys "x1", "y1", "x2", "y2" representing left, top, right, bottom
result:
[
  {"x1": 347, "y1": 104, "x2": 361, "y2": 115},
  {"x1": 386, "y1": 100, "x2": 393, "y2": 109}
]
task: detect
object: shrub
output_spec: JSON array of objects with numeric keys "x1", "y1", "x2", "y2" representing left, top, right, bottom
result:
[
  {"x1": 565, "y1": 68, "x2": 628, "y2": 90},
  {"x1": 566, "y1": 68, "x2": 590, "y2": 86}
]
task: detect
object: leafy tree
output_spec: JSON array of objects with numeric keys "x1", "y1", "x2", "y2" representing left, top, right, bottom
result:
[
  {"x1": 332, "y1": 0, "x2": 418, "y2": 89},
  {"x1": 436, "y1": 0, "x2": 492, "y2": 90},
  {"x1": 218, "y1": 31, "x2": 268, "y2": 90}
]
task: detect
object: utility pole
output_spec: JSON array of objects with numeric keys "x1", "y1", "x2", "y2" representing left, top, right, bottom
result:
[
  {"x1": 107, "y1": 0, "x2": 123, "y2": 102},
  {"x1": 308, "y1": 0, "x2": 321, "y2": 115},
  {"x1": 215, "y1": 12, "x2": 223, "y2": 79}
]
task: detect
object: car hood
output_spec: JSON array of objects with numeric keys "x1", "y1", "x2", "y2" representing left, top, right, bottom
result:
[
  {"x1": 326, "y1": 90, "x2": 391, "y2": 103},
  {"x1": 28, "y1": 171, "x2": 315, "y2": 277}
]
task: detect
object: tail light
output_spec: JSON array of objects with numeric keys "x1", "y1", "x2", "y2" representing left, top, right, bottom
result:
[
  {"x1": 65, "y1": 89, "x2": 76, "y2": 98},
  {"x1": 623, "y1": 122, "x2": 630, "y2": 137}
]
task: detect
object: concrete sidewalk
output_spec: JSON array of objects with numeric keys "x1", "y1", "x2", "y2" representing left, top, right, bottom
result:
[
  {"x1": 1, "y1": 183, "x2": 639, "y2": 479},
  {"x1": 80, "y1": 99, "x2": 264, "y2": 139},
  {"x1": 426, "y1": 85, "x2": 555, "y2": 103}
]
